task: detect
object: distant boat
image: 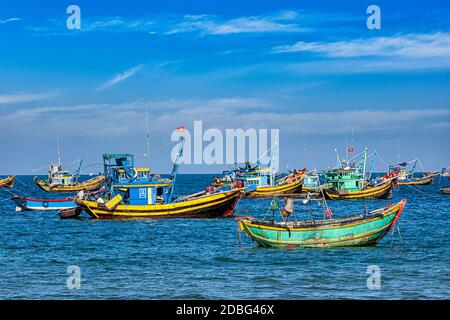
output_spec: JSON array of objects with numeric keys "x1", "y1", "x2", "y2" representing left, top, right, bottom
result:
[
  {"x1": 238, "y1": 198, "x2": 406, "y2": 248},
  {"x1": 441, "y1": 168, "x2": 450, "y2": 180},
  {"x1": 323, "y1": 180, "x2": 395, "y2": 200},
  {"x1": 322, "y1": 148, "x2": 395, "y2": 200},
  {"x1": 12, "y1": 196, "x2": 77, "y2": 211},
  {"x1": 389, "y1": 159, "x2": 436, "y2": 186},
  {"x1": 33, "y1": 140, "x2": 104, "y2": 192},
  {"x1": 441, "y1": 188, "x2": 450, "y2": 195},
  {"x1": 211, "y1": 143, "x2": 305, "y2": 198},
  {"x1": 301, "y1": 170, "x2": 322, "y2": 192},
  {"x1": 0, "y1": 175, "x2": 15, "y2": 188},
  {"x1": 34, "y1": 173, "x2": 104, "y2": 192}
]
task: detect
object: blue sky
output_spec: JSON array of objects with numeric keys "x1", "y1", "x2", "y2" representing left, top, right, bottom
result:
[{"x1": 0, "y1": 0, "x2": 449, "y2": 174}]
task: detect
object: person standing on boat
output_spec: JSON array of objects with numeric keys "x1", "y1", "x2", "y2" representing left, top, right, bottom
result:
[{"x1": 281, "y1": 198, "x2": 294, "y2": 218}]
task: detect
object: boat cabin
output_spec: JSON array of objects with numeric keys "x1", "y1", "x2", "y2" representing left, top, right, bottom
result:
[
  {"x1": 324, "y1": 169, "x2": 364, "y2": 191},
  {"x1": 103, "y1": 153, "x2": 171, "y2": 205},
  {"x1": 237, "y1": 167, "x2": 274, "y2": 188},
  {"x1": 48, "y1": 164, "x2": 75, "y2": 186}
]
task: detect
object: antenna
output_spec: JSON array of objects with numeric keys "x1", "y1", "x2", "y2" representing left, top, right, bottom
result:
[
  {"x1": 397, "y1": 137, "x2": 400, "y2": 163},
  {"x1": 351, "y1": 128, "x2": 354, "y2": 152},
  {"x1": 302, "y1": 128, "x2": 307, "y2": 166},
  {"x1": 146, "y1": 105, "x2": 150, "y2": 169},
  {"x1": 57, "y1": 136, "x2": 61, "y2": 166},
  {"x1": 345, "y1": 128, "x2": 348, "y2": 161}
]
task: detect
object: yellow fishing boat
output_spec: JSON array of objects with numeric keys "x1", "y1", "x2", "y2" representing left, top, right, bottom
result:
[
  {"x1": 0, "y1": 175, "x2": 15, "y2": 188},
  {"x1": 34, "y1": 175, "x2": 105, "y2": 192},
  {"x1": 76, "y1": 149, "x2": 243, "y2": 219},
  {"x1": 323, "y1": 180, "x2": 394, "y2": 200},
  {"x1": 76, "y1": 187, "x2": 242, "y2": 219},
  {"x1": 245, "y1": 172, "x2": 304, "y2": 197}
]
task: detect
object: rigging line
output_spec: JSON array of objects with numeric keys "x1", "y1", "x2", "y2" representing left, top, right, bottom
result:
[
  {"x1": 404, "y1": 184, "x2": 442, "y2": 198},
  {"x1": 376, "y1": 152, "x2": 389, "y2": 170},
  {"x1": 14, "y1": 176, "x2": 36, "y2": 190}
]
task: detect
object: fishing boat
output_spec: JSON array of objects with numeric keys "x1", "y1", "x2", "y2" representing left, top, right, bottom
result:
[
  {"x1": 34, "y1": 174, "x2": 104, "y2": 192},
  {"x1": 440, "y1": 168, "x2": 450, "y2": 180},
  {"x1": 397, "y1": 173, "x2": 435, "y2": 186},
  {"x1": 76, "y1": 132, "x2": 243, "y2": 219},
  {"x1": 212, "y1": 143, "x2": 305, "y2": 197},
  {"x1": 0, "y1": 175, "x2": 15, "y2": 188},
  {"x1": 301, "y1": 169, "x2": 323, "y2": 192},
  {"x1": 390, "y1": 159, "x2": 436, "y2": 186},
  {"x1": 242, "y1": 168, "x2": 305, "y2": 197},
  {"x1": 323, "y1": 180, "x2": 395, "y2": 200},
  {"x1": 441, "y1": 188, "x2": 450, "y2": 195},
  {"x1": 238, "y1": 198, "x2": 407, "y2": 248},
  {"x1": 12, "y1": 195, "x2": 77, "y2": 211},
  {"x1": 33, "y1": 140, "x2": 104, "y2": 192},
  {"x1": 58, "y1": 207, "x2": 82, "y2": 219},
  {"x1": 322, "y1": 148, "x2": 394, "y2": 200}
]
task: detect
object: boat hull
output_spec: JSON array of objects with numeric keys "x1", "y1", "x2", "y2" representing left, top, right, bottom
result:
[
  {"x1": 239, "y1": 199, "x2": 406, "y2": 248},
  {"x1": 34, "y1": 175, "x2": 105, "y2": 192},
  {"x1": 76, "y1": 188, "x2": 242, "y2": 219},
  {"x1": 59, "y1": 207, "x2": 82, "y2": 219},
  {"x1": 12, "y1": 196, "x2": 77, "y2": 211},
  {"x1": 323, "y1": 181, "x2": 394, "y2": 200},
  {"x1": 245, "y1": 177, "x2": 304, "y2": 198},
  {"x1": 441, "y1": 188, "x2": 450, "y2": 195},
  {"x1": 397, "y1": 175, "x2": 434, "y2": 186},
  {"x1": 0, "y1": 175, "x2": 15, "y2": 188}
]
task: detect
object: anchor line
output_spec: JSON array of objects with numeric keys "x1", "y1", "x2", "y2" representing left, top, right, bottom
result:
[{"x1": 404, "y1": 184, "x2": 443, "y2": 198}]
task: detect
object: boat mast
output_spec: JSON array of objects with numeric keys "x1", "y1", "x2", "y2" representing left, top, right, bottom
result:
[
  {"x1": 335, "y1": 148, "x2": 341, "y2": 168},
  {"x1": 146, "y1": 105, "x2": 150, "y2": 170},
  {"x1": 168, "y1": 127, "x2": 185, "y2": 201},
  {"x1": 345, "y1": 129, "x2": 348, "y2": 162},
  {"x1": 57, "y1": 136, "x2": 61, "y2": 166}
]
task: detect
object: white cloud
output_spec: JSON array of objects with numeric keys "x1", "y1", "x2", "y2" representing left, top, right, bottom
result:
[
  {"x1": 96, "y1": 64, "x2": 144, "y2": 91},
  {"x1": 273, "y1": 32, "x2": 450, "y2": 58},
  {"x1": 2, "y1": 97, "x2": 448, "y2": 139},
  {"x1": 167, "y1": 11, "x2": 309, "y2": 35},
  {"x1": 0, "y1": 91, "x2": 58, "y2": 105},
  {"x1": 0, "y1": 17, "x2": 20, "y2": 25}
]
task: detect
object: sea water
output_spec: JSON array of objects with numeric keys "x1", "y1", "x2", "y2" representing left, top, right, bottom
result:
[{"x1": 0, "y1": 175, "x2": 448, "y2": 299}]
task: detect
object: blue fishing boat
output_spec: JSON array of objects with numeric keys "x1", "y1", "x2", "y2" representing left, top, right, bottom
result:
[
  {"x1": 12, "y1": 196, "x2": 77, "y2": 211},
  {"x1": 211, "y1": 143, "x2": 305, "y2": 197},
  {"x1": 302, "y1": 169, "x2": 322, "y2": 192}
]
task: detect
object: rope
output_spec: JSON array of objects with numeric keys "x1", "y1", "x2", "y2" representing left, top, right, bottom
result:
[{"x1": 403, "y1": 184, "x2": 443, "y2": 198}]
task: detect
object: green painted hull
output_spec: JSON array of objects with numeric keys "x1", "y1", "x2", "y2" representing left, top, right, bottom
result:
[{"x1": 239, "y1": 200, "x2": 405, "y2": 248}]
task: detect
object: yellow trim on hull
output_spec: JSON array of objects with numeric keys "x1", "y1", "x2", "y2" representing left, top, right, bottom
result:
[
  {"x1": 324, "y1": 181, "x2": 393, "y2": 200},
  {"x1": 0, "y1": 175, "x2": 15, "y2": 188},
  {"x1": 242, "y1": 201, "x2": 401, "y2": 232},
  {"x1": 249, "y1": 176, "x2": 304, "y2": 196},
  {"x1": 35, "y1": 175, "x2": 105, "y2": 192},
  {"x1": 77, "y1": 188, "x2": 242, "y2": 218}
]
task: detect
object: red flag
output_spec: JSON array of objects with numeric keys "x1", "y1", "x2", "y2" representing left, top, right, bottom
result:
[
  {"x1": 326, "y1": 208, "x2": 333, "y2": 218},
  {"x1": 348, "y1": 147, "x2": 354, "y2": 152}
]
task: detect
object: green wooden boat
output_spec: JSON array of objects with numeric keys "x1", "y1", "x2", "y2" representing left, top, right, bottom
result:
[
  {"x1": 323, "y1": 148, "x2": 372, "y2": 192},
  {"x1": 238, "y1": 199, "x2": 406, "y2": 248}
]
